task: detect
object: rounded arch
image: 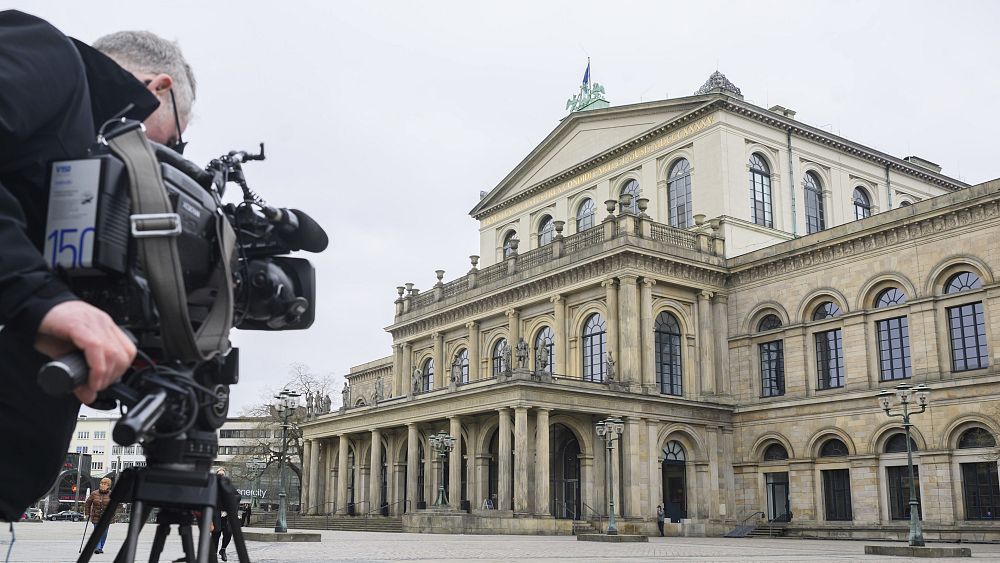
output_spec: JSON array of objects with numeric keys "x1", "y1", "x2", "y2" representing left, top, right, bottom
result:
[
  {"x1": 941, "y1": 414, "x2": 1000, "y2": 450},
  {"x1": 746, "y1": 145, "x2": 778, "y2": 172},
  {"x1": 651, "y1": 300, "x2": 694, "y2": 337},
  {"x1": 657, "y1": 148, "x2": 696, "y2": 182},
  {"x1": 743, "y1": 301, "x2": 792, "y2": 335},
  {"x1": 484, "y1": 330, "x2": 510, "y2": 356},
  {"x1": 799, "y1": 164, "x2": 832, "y2": 191},
  {"x1": 869, "y1": 421, "x2": 929, "y2": 455},
  {"x1": 925, "y1": 255, "x2": 995, "y2": 296},
  {"x1": 534, "y1": 210, "x2": 556, "y2": 247},
  {"x1": 797, "y1": 288, "x2": 851, "y2": 322},
  {"x1": 613, "y1": 170, "x2": 642, "y2": 196},
  {"x1": 857, "y1": 272, "x2": 919, "y2": 310},
  {"x1": 852, "y1": 179, "x2": 880, "y2": 212},
  {"x1": 446, "y1": 338, "x2": 470, "y2": 360},
  {"x1": 523, "y1": 314, "x2": 556, "y2": 345},
  {"x1": 656, "y1": 423, "x2": 707, "y2": 463},
  {"x1": 475, "y1": 418, "x2": 501, "y2": 456},
  {"x1": 749, "y1": 432, "x2": 797, "y2": 461},
  {"x1": 570, "y1": 302, "x2": 610, "y2": 338},
  {"x1": 548, "y1": 414, "x2": 594, "y2": 456},
  {"x1": 806, "y1": 427, "x2": 858, "y2": 458}
]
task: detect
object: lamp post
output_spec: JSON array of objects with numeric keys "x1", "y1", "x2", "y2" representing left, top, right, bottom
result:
[
  {"x1": 273, "y1": 388, "x2": 300, "y2": 533},
  {"x1": 876, "y1": 382, "x2": 930, "y2": 547},
  {"x1": 596, "y1": 417, "x2": 624, "y2": 535},
  {"x1": 428, "y1": 431, "x2": 455, "y2": 507}
]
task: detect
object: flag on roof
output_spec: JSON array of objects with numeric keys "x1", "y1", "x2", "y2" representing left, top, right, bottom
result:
[{"x1": 582, "y1": 59, "x2": 590, "y2": 88}]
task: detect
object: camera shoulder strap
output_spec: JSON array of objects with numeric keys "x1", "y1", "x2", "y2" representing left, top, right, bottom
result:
[{"x1": 106, "y1": 126, "x2": 236, "y2": 361}]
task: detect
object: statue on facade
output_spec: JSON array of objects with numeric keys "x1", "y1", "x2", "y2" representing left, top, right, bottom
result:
[
  {"x1": 412, "y1": 367, "x2": 422, "y2": 393},
  {"x1": 535, "y1": 348, "x2": 549, "y2": 373},
  {"x1": 305, "y1": 392, "x2": 315, "y2": 418},
  {"x1": 606, "y1": 351, "x2": 616, "y2": 381},
  {"x1": 341, "y1": 382, "x2": 350, "y2": 411},
  {"x1": 374, "y1": 377, "x2": 385, "y2": 403},
  {"x1": 323, "y1": 394, "x2": 331, "y2": 413},
  {"x1": 515, "y1": 337, "x2": 529, "y2": 369},
  {"x1": 501, "y1": 343, "x2": 512, "y2": 374}
]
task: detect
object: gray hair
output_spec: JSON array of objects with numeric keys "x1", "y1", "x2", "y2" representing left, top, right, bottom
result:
[{"x1": 93, "y1": 31, "x2": 197, "y2": 117}]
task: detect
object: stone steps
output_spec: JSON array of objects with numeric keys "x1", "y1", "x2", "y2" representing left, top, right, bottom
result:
[{"x1": 252, "y1": 515, "x2": 403, "y2": 533}]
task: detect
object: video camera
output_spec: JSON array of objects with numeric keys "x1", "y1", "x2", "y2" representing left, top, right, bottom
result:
[{"x1": 37, "y1": 119, "x2": 328, "y2": 468}]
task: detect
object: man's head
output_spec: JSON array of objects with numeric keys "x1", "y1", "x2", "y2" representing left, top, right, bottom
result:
[{"x1": 93, "y1": 31, "x2": 196, "y2": 148}]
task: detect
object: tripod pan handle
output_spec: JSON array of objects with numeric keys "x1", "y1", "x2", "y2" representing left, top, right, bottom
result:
[{"x1": 37, "y1": 352, "x2": 88, "y2": 395}]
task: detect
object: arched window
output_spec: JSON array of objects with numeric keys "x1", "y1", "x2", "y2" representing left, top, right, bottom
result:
[
  {"x1": 959, "y1": 428, "x2": 996, "y2": 449},
  {"x1": 537, "y1": 215, "x2": 554, "y2": 247},
  {"x1": 945, "y1": 272, "x2": 988, "y2": 372},
  {"x1": 576, "y1": 198, "x2": 596, "y2": 232},
  {"x1": 492, "y1": 338, "x2": 508, "y2": 376},
  {"x1": 804, "y1": 172, "x2": 825, "y2": 234},
  {"x1": 853, "y1": 188, "x2": 872, "y2": 220},
  {"x1": 667, "y1": 159, "x2": 693, "y2": 228},
  {"x1": 655, "y1": 311, "x2": 683, "y2": 396},
  {"x1": 502, "y1": 231, "x2": 517, "y2": 258},
  {"x1": 820, "y1": 438, "x2": 849, "y2": 457},
  {"x1": 946, "y1": 272, "x2": 983, "y2": 294},
  {"x1": 534, "y1": 326, "x2": 554, "y2": 374},
  {"x1": 899, "y1": 200, "x2": 912, "y2": 207},
  {"x1": 758, "y1": 314, "x2": 783, "y2": 332},
  {"x1": 620, "y1": 179, "x2": 641, "y2": 214},
  {"x1": 763, "y1": 443, "x2": 789, "y2": 461},
  {"x1": 875, "y1": 287, "x2": 908, "y2": 307},
  {"x1": 884, "y1": 433, "x2": 918, "y2": 453},
  {"x1": 420, "y1": 358, "x2": 434, "y2": 392},
  {"x1": 812, "y1": 301, "x2": 842, "y2": 320},
  {"x1": 663, "y1": 440, "x2": 686, "y2": 462},
  {"x1": 749, "y1": 154, "x2": 773, "y2": 228},
  {"x1": 581, "y1": 313, "x2": 606, "y2": 382},
  {"x1": 452, "y1": 348, "x2": 469, "y2": 384}
]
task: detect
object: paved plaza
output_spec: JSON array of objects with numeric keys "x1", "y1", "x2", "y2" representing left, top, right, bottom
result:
[{"x1": 4, "y1": 523, "x2": 1000, "y2": 562}]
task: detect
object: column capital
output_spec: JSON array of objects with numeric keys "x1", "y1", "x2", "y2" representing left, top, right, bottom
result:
[
  {"x1": 549, "y1": 294, "x2": 563, "y2": 304},
  {"x1": 698, "y1": 290, "x2": 714, "y2": 301},
  {"x1": 642, "y1": 278, "x2": 657, "y2": 288},
  {"x1": 497, "y1": 406, "x2": 511, "y2": 414},
  {"x1": 448, "y1": 414, "x2": 461, "y2": 422},
  {"x1": 406, "y1": 422, "x2": 418, "y2": 430},
  {"x1": 432, "y1": 331, "x2": 442, "y2": 340},
  {"x1": 402, "y1": 341, "x2": 412, "y2": 351},
  {"x1": 536, "y1": 407, "x2": 552, "y2": 414},
  {"x1": 505, "y1": 308, "x2": 519, "y2": 319},
  {"x1": 713, "y1": 293, "x2": 729, "y2": 304},
  {"x1": 601, "y1": 278, "x2": 618, "y2": 289},
  {"x1": 465, "y1": 321, "x2": 479, "y2": 330},
  {"x1": 618, "y1": 274, "x2": 640, "y2": 285},
  {"x1": 514, "y1": 405, "x2": 530, "y2": 414}
]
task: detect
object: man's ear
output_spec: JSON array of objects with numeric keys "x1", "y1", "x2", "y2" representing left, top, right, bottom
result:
[{"x1": 145, "y1": 73, "x2": 174, "y2": 95}]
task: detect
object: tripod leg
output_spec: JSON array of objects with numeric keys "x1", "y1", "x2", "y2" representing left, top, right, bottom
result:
[
  {"x1": 178, "y1": 523, "x2": 196, "y2": 563},
  {"x1": 147, "y1": 523, "x2": 172, "y2": 563},
  {"x1": 196, "y1": 507, "x2": 214, "y2": 563},
  {"x1": 119, "y1": 499, "x2": 146, "y2": 563},
  {"x1": 78, "y1": 489, "x2": 124, "y2": 563},
  {"x1": 216, "y1": 475, "x2": 250, "y2": 563}
]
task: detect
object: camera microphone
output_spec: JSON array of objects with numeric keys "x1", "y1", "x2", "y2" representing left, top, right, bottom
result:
[{"x1": 263, "y1": 207, "x2": 329, "y2": 253}]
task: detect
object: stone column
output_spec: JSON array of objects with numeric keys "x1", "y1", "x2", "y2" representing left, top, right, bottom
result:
[
  {"x1": 618, "y1": 274, "x2": 640, "y2": 385},
  {"x1": 369, "y1": 429, "x2": 382, "y2": 513},
  {"x1": 706, "y1": 427, "x2": 721, "y2": 521},
  {"x1": 466, "y1": 321, "x2": 480, "y2": 381},
  {"x1": 406, "y1": 424, "x2": 418, "y2": 511},
  {"x1": 506, "y1": 309, "x2": 520, "y2": 347},
  {"x1": 337, "y1": 435, "x2": 349, "y2": 514},
  {"x1": 301, "y1": 439, "x2": 311, "y2": 514},
  {"x1": 551, "y1": 295, "x2": 567, "y2": 375},
  {"x1": 449, "y1": 416, "x2": 462, "y2": 508},
  {"x1": 402, "y1": 342, "x2": 413, "y2": 397},
  {"x1": 640, "y1": 279, "x2": 657, "y2": 392},
  {"x1": 697, "y1": 291, "x2": 716, "y2": 395},
  {"x1": 309, "y1": 439, "x2": 321, "y2": 514},
  {"x1": 475, "y1": 454, "x2": 491, "y2": 508},
  {"x1": 498, "y1": 408, "x2": 512, "y2": 510},
  {"x1": 433, "y1": 332, "x2": 444, "y2": 390},
  {"x1": 514, "y1": 406, "x2": 530, "y2": 514},
  {"x1": 326, "y1": 442, "x2": 336, "y2": 512},
  {"x1": 535, "y1": 409, "x2": 551, "y2": 516},
  {"x1": 788, "y1": 460, "x2": 816, "y2": 521},
  {"x1": 713, "y1": 294, "x2": 730, "y2": 395},
  {"x1": 622, "y1": 417, "x2": 643, "y2": 518},
  {"x1": 392, "y1": 344, "x2": 402, "y2": 397},
  {"x1": 392, "y1": 462, "x2": 406, "y2": 515},
  {"x1": 602, "y1": 279, "x2": 619, "y2": 371}
]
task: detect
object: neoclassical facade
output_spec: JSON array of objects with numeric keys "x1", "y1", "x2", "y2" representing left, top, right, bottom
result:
[{"x1": 300, "y1": 73, "x2": 1000, "y2": 539}]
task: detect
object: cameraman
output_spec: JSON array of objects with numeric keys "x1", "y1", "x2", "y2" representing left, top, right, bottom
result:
[{"x1": 0, "y1": 10, "x2": 196, "y2": 521}]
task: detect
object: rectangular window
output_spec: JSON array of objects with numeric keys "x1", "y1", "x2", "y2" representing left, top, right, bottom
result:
[
  {"x1": 877, "y1": 316, "x2": 911, "y2": 381},
  {"x1": 822, "y1": 469, "x2": 853, "y2": 521},
  {"x1": 76, "y1": 446, "x2": 87, "y2": 454},
  {"x1": 815, "y1": 329, "x2": 844, "y2": 389},
  {"x1": 77, "y1": 431, "x2": 89, "y2": 439},
  {"x1": 948, "y1": 302, "x2": 988, "y2": 372},
  {"x1": 962, "y1": 461, "x2": 1000, "y2": 520},
  {"x1": 759, "y1": 340, "x2": 785, "y2": 397},
  {"x1": 110, "y1": 462, "x2": 117, "y2": 471},
  {"x1": 92, "y1": 462, "x2": 103, "y2": 471},
  {"x1": 887, "y1": 465, "x2": 921, "y2": 520},
  {"x1": 94, "y1": 431, "x2": 106, "y2": 440}
]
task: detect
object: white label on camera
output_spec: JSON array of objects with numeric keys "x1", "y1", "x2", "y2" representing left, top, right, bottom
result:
[{"x1": 44, "y1": 159, "x2": 101, "y2": 269}]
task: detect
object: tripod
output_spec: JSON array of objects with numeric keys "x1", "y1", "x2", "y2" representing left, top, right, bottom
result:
[{"x1": 76, "y1": 466, "x2": 250, "y2": 563}]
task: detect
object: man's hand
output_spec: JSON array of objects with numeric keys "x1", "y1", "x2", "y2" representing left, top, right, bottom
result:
[{"x1": 35, "y1": 301, "x2": 136, "y2": 404}]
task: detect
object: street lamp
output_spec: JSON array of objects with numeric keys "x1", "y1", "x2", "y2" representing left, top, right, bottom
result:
[
  {"x1": 273, "y1": 388, "x2": 300, "y2": 533},
  {"x1": 595, "y1": 417, "x2": 625, "y2": 535},
  {"x1": 876, "y1": 382, "x2": 930, "y2": 547},
  {"x1": 428, "y1": 431, "x2": 455, "y2": 507}
]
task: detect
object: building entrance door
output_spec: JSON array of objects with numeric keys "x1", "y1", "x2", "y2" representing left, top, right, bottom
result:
[
  {"x1": 661, "y1": 441, "x2": 687, "y2": 523},
  {"x1": 551, "y1": 427, "x2": 581, "y2": 519},
  {"x1": 766, "y1": 472, "x2": 790, "y2": 521}
]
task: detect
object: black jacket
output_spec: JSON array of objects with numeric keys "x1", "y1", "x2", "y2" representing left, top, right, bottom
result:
[{"x1": 0, "y1": 10, "x2": 157, "y2": 521}]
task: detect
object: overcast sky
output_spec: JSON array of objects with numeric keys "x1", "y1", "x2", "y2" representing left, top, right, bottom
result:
[{"x1": 36, "y1": 0, "x2": 999, "y2": 415}]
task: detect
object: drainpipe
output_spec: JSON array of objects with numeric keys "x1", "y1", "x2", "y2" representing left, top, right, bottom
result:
[
  {"x1": 885, "y1": 163, "x2": 893, "y2": 209},
  {"x1": 787, "y1": 129, "x2": 797, "y2": 237}
]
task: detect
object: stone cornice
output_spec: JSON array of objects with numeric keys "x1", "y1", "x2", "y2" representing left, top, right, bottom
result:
[
  {"x1": 727, "y1": 180, "x2": 1000, "y2": 288},
  {"x1": 388, "y1": 249, "x2": 727, "y2": 341}
]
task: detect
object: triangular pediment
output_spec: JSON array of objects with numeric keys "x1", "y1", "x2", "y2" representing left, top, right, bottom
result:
[{"x1": 471, "y1": 98, "x2": 711, "y2": 217}]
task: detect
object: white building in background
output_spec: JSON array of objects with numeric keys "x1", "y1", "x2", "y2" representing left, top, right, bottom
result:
[{"x1": 67, "y1": 415, "x2": 146, "y2": 477}]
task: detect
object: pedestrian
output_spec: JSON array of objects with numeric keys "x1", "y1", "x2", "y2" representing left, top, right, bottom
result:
[
  {"x1": 656, "y1": 505, "x2": 665, "y2": 537},
  {"x1": 211, "y1": 469, "x2": 233, "y2": 562},
  {"x1": 84, "y1": 478, "x2": 114, "y2": 554},
  {"x1": 242, "y1": 503, "x2": 252, "y2": 527}
]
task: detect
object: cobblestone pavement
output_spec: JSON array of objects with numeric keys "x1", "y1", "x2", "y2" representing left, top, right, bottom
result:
[{"x1": 4, "y1": 523, "x2": 1000, "y2": 562}]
